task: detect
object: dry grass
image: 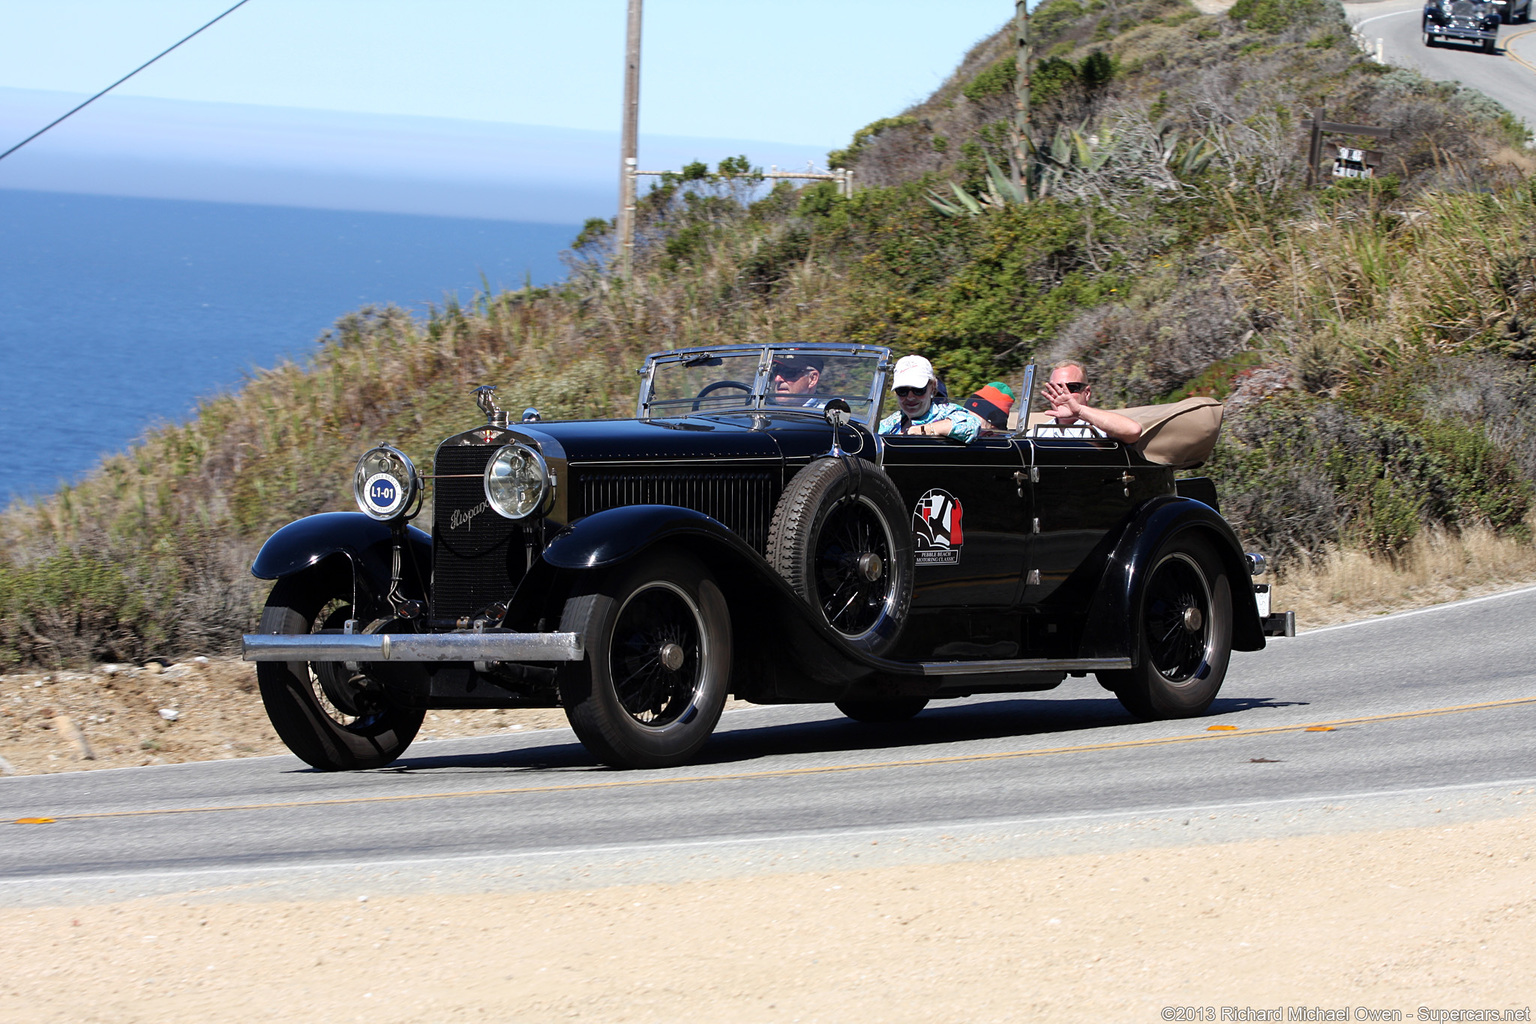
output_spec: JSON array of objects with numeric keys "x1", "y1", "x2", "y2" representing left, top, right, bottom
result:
[{"x1": 1278, "y1": 517, "x2": 1536, "y2": 629}]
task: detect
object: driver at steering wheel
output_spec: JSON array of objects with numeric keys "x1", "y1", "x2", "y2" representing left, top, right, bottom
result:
[{"x1": 770, "y1": 354, "x2": 823, "y2": 406}]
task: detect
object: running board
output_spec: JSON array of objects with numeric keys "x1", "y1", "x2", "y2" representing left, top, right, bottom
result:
[
  {"x1": 916, "y1": 657, "x2": 1131, "y2": 677},
  {"x1": 242, "y1": 631, "x2": 585, "y2": 663}
]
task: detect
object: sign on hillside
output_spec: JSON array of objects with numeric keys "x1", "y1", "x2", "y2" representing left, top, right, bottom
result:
[{"x1": 1327, "y1": 143, "x2": 1382, "y2": 180}]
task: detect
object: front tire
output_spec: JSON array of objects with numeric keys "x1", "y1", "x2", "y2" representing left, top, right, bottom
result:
[
  {"x1": 557, "y1": 553, "x2": 731, "y2": 768},
  {"x1": 1424, "y1": 25, "x2": 1437, "y2": 44},
  {"x1": 256, "y1": 568, "x2": 425, "y2": 770},
  {"x1": 1098, "y1": 532, "x2": 1233, "y2": 721},
  {"x1": 767, "y1": 457, "x2": 913, "y2": 656}
]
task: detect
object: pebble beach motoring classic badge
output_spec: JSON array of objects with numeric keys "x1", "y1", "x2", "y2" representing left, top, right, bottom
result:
[
  {"x1": 362, "y1": 472, "x2": 404, "y2": 518},
  {"x1": 913, "y1": 489, "x2": 963, "y2": 565}
]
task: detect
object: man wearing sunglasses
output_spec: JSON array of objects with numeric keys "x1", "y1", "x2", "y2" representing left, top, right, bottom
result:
[
  {"x1": 1038, "y1": 361, "x2": 1143, "y2": 444},
  {"x1": 770, "y1": 353, "x2": 823, "y2": 405},
  {"x1": 877, "y1": 354, "x2": 983, "y2": 441}
]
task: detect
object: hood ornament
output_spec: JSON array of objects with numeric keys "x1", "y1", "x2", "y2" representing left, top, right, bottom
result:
[{"x1": 474, "y1": 385, "x2": 507, "y2": 428}]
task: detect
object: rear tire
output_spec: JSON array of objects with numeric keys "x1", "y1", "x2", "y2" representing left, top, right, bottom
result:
[
  {"x1": 1098, "y1": 532, "x2": 1233, "y2": 721},
  {"x1": 1485, "y1": 36, "x2": 1498, "y2": 52},
  {"x1": 255, "y1": 568, "x2": 424, "y2": 771},
  {"x1": 557, "y1": 553, "x2": 731, "y2": 768}
]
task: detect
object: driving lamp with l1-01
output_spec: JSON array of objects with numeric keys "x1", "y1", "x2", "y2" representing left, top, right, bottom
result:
[
  {"x1": 353, "y1": 445, "x2": 420, "y2": 521},
  {"x1": 484, "y1": 443, "x2": 551, "y2": 520}
]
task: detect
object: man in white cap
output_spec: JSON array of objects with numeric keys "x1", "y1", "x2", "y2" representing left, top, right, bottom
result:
[{"x1": 877, "y1": 354, "x2": 984, "y2": 441}]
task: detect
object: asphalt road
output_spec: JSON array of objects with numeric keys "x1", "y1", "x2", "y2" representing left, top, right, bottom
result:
[
  {"x1": 1350, "y1": 0, "x2": 1536, "y2": 128},
  {"x1": 3, "y1": 586, "x2": 1535, "y2": 902}
]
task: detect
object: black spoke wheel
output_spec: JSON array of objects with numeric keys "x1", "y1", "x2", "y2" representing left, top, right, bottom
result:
[
  {"x1": 255, "y1": 566, "x2": 424, "y2": 770},
  {"x1": 768, "y1": 457, "x2": 913, "y2": 656},
  {"x1": 1098, "y1": 532, "x2": 1232, "y2": 720},
  {"x1": 557, "y1": 553, "x2": 731, "y2": 768},
  {"x1": 835, "y1": 697, "x2": 929, "y2": 723}
]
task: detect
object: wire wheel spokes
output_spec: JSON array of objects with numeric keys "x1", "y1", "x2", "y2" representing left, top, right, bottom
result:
[
  {"x1": 813, "y1": 496, "x2": 894, "y2": 640},
  {"x1": 308, "y1": 600, "x2": 384, "y2": 729},
  {"x1": 610, "y1": 582, "x2": 705, "y2": 727},
  {"x1": 1143, "y1": 553, "x2": 1212, "y2": 684}
]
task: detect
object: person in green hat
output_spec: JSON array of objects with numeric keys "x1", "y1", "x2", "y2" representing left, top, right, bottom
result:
[{"x1": 963, "y1": 381, "x2": 1016, "y2": 431}]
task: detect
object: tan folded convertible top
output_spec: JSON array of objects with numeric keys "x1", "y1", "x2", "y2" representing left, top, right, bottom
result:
[{"x1": 1021, "y1": 396, "x2": 1223, "y2": 469}]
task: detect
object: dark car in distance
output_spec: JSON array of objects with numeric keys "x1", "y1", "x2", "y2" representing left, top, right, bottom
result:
[
  {"x1": 1424, "y1": 0, "x2": 1503, "y2": 50},
  {"x1": 243, "y1": 343, "x2": 1293, "y2": 770}
]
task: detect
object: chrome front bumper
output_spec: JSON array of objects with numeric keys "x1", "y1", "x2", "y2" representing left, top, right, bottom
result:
[{"x1": 242, "y1": 631, "x2": 585, "y2": 663}]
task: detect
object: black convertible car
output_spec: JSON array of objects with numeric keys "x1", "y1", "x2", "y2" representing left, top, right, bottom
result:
[
  {"x1": 1423, "y1": 0, "x2": 1502, "y2": 50},
  {"x1": 243, "y1": 343, "x2": 1293, "y2": 770}
]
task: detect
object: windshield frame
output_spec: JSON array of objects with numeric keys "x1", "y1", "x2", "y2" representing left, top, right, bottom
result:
[{"x1": 636, "y1": 343, "x2": 892, "y2": 424}]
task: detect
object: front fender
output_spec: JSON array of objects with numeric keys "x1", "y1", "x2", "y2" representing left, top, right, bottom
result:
[
  {"x1": 541, "y1": 504, "x2": 762, "y2": 570},
  {"x1": 1079, "y1": 496, "x2": 1264, "y2": 660},
  {"x1": 251, "y1": 512, "x2": 431, "y2": 595}
]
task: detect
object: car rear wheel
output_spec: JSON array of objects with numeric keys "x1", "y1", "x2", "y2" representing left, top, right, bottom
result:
[
  {"x1": 767, "y1": 457, "x2": 913, "y2": 657},
  {"x1": 1098, "y1": 532, "x2": 1233, "y2": 721},
  {"x1": 1484, "y1": 36, "x2": 1498, "y2": 51},
  {"x1": 255, "y1": 567, "x2": 425, "y2": 770},
  {"x1": 557, "y1": 553, "x2": 731, "y2": 768},
  {"x1": 835, "y1": 697, "x2": 929, "y2": 723}
]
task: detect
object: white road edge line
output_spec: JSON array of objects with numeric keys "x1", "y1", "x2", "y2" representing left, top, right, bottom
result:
[
  {"x1": 7, "y1": 775, "x2": 1534, "y2": 889},
  {"x1": 1355, "y1": 8, "x2": 1419, "y2": 28},
  {"x1": 1297, "y1": 582, "x2": 1536, "y2": 636}
]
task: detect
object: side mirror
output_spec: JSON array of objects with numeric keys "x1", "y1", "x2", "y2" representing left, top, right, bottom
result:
[{"x1": 824, "y1": 398, "x2": 853, "y2": 428}]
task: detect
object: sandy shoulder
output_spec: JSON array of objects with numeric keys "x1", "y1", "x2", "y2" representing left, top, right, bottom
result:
[{"x1": 3, "y1": 811, "x2": 1533, "y2": 1024}]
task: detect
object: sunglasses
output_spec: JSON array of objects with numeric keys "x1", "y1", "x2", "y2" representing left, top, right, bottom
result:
[
  {"x1": 772, "y1": 363, "x2": 810, "y2": 381},
  {"x1": 1061, "y1": 381, "x2": 1087, "y2": 393},
  {"x1": 894, "y1": 385, "x2": 929, "y2": 398}
]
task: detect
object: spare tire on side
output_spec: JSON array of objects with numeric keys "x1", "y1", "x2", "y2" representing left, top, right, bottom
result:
[{"x1": 767, "y1": 457, "x2": 913, "y2": 656}]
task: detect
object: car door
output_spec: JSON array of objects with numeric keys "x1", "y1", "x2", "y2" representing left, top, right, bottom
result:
[
  {"x1": 1022, "y1": 432, "x2": 1143, "y2": 608},
  {"x1": 879, "y1": 433, "x2": 1030, "y2": 611}
]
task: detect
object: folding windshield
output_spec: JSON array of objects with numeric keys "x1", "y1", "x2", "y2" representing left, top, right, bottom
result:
[{"x1": 638, "y1": 345, "x2": 889, "y2": 424}]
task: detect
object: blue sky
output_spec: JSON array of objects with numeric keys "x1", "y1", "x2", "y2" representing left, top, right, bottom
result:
[{"x1": 0, "y1": 1, "x2": 1016, "y2": 219}]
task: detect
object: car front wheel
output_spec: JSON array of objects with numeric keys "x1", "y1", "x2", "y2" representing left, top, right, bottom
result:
[
  {"x1": 256, "y1": 567, "x2": 425, "y2": 770},
  {"x1": 1098, "y1": 532, "x2": 1233, "y2": 720},
  {"x1": 557, "y1": 553, "x2": 731, "y2": 768}
]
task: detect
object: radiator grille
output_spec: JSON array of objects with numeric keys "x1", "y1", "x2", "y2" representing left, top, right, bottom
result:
[
  {"x1": 574, "y1": 468, "x2": 778, "y2": 553},
  {"x1": 431, "y1": 444, "x2": 525, "y2": 620}
]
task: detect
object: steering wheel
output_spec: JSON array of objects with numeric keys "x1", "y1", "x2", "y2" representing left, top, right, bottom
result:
[{"x1": 692, "y1": 379, "x2": 754, "y2": 411}]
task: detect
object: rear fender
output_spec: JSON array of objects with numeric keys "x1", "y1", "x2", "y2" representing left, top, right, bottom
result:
[
  {"x1": 250, "y1": 511, "x2": 431, "y2": 603},
  {"x1": 1078, "y1": 496, "x2": 1264, "y2": 660}
]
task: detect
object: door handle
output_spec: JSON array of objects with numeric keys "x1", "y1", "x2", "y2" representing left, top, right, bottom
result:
[{"x1": 1120, "y1": 471, "x2": 1134, "y2": 497}]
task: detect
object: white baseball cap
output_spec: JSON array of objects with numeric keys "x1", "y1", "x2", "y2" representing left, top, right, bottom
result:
[{"x1": 891, "y1": 354, "x2": 934, "y2": 391}]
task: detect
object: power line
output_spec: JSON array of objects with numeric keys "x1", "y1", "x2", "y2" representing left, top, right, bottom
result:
[{"x1": 0, "y1": 0, "x2": 255, "y2": 164}]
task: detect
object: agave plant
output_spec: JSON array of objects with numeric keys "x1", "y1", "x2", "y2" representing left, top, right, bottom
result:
[{"x1": 926, "y1": 121, "x2": 1217, "y2": 216}]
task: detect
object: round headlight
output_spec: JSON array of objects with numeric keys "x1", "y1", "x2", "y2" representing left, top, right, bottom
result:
[
  {"x1": 353, "y1": 445, "x2": 418, "y2": 521},
  {"x1": 484, "y1": 443, "x2": 550, "y2": 520}
]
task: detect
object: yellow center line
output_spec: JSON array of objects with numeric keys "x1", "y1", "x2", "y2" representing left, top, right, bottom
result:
[
  {"x1": 1503, "y1": 25, "x2": 1536, "y2": 73},
  {"x1": 10, "y1": 695, "x2": 1536, "y2": 825}
]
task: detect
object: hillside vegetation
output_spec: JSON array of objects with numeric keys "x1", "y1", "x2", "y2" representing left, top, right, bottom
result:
[{"x1": 4, "y1": 0, "x2": 1536, "y2": 668}]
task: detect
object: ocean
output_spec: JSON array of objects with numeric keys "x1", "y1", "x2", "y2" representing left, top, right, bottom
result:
[{"x1": 0, "y1": 189, "x2": 578, "y2": 506}]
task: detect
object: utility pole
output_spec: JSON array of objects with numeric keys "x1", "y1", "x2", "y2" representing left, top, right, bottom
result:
[
  {"x1": 1012, "y1": 0, "x2": 1031, "y2": 189},
  {"x1": 617, "y1": 0, "x2": 643, "y2": 279}
]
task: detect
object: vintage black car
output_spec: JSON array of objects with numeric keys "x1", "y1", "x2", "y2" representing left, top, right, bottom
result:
[
  {"x1": 1423, "y1": 0, "x2": 1502, "y2": 50},
  {"x1": 242, "y1": 343, "x2": 1293, "y2": 770}
]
